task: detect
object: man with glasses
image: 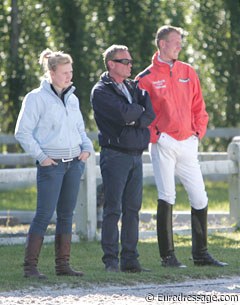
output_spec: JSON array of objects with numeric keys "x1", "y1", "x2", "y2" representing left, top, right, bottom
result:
[
  {"x1": 136, "y1": 25, "x2": 227, "y2": 268},
  {"x1": 91, "y1": 45, "x2": 155, "y2": 272}
]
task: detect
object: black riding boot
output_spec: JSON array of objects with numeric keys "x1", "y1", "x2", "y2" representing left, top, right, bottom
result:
[
  {"x1": 191, "y1": 206, "x2": 228, "y2": 267},
  {"x1": 157, "y1": 199, "x2": 186, "y2": 267}
]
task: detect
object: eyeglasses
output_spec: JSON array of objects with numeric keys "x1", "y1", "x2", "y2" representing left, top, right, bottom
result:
[{"x1": 112, "y1": 58, "x2": 133, "y2": 65}]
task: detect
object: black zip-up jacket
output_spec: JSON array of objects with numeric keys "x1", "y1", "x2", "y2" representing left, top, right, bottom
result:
[{"x1": 91, "y1": 72, "x2": 155, "y2": 154}]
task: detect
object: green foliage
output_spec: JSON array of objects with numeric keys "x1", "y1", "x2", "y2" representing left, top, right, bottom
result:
[
  {"x1": 1, "y1": 0, "x2": 240, "y2": 151},
  {"x1": 0, "y1": 0, "x2": 52, "y2": 132},
  {"x1": 196, "y1": 0, "x2": 240, "y2": 128}
]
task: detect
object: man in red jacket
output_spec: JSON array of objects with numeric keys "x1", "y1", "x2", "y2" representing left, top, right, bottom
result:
[{"x1": 136, "y1": 25, "x2": 227, "y2": 268}]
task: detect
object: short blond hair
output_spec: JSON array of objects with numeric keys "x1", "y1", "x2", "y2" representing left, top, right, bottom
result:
[
  {"x1": 155, "y1": 25, "x2": 183, "y2": 49},
  {"x1": 39, "y1": 48, "x2": 73, "y2": 73},
  {"x1": 102, "y1": 45, "x2": 128, "y2": 70}
]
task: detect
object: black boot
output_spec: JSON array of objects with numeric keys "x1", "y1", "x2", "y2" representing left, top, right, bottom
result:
[
  {"x1": 157, "y1": 199, "x2": 186, "y2": 268},
  {"x1": 191, "y1": 206, "x2": 228, "y2": 267}
]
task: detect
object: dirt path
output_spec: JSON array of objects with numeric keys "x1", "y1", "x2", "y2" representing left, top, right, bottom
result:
[{"x1": 0, "y1": 276, "x2": 240, "y2": 305}]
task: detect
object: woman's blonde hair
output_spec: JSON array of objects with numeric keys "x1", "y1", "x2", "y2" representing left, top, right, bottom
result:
[{"x1": 39, "y1": 48, "x2": 73, "y2": 74}]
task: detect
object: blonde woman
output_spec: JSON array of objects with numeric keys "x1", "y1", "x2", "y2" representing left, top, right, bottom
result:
[{"x1": 15, "y1": 49, "x2": 93, "y2": 278}]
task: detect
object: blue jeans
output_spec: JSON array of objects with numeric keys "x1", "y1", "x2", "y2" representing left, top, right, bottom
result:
[
  {"x1": 100, "y1": 148, "x2": 143, "y2": 267},
  {"x1": 29, "y1": 158, "x2": 85, "y2": 236}
]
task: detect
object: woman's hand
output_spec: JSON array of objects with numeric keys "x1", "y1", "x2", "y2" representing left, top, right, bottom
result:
[
  {"x1": 40, "y1": 158, "x2": 58, "y2": 166},
  {"x1": 78, "y1": 151, "x2": 90, "y2": 162}
]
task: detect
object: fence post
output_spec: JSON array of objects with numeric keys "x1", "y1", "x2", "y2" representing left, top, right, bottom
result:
[
  {"x1": 227, "y1": 136, "x2": 240, "y2": 228},
  {"x1": 74, "y1": 151, "x2": 97, "y2": 240}
]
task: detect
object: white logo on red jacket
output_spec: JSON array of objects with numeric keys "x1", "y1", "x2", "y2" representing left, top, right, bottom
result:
[
  {"x1": 178, "y1": 78, "x2": 190, "y2": 83},
  {"x1": 153, "y1": 80, "x2": 166, "y2": 89}
]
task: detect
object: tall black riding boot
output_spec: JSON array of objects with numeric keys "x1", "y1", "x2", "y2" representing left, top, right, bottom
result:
[
  {"x1": 191, "y1": 206, "x2": 228, "y2": 267},
  {"x1": 157, "y1": 199, "x2": 186, "y2": 267}
]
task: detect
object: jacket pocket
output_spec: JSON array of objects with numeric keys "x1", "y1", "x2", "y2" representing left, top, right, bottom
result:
[{"x1": 118, "y1": 126, "x2": 150, "y2": 150}]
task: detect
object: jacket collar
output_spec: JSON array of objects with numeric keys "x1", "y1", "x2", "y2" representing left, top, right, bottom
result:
[
  {"x1": 152, "y1": 51, "x2": 177, "y2": 68},
  {"x1": 100, "y1": 71, "x2": 133, "y2": 88},
  {"x1": 100, "y1": 72, "x2": 139, "y2": 104},
  {"x1": 41, "y1": 79, "x2": 75, "y2": 97}
]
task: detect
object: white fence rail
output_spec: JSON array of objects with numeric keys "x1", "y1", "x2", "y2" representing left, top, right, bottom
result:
[{"x1": 1, "y1": 132, "x2": 240, "y2": 240}]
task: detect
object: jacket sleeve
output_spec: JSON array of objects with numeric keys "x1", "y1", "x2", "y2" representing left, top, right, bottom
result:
[
  {"x1": 14, "y1": 93, "x2": 47, "y2": 163},
  {"x1": 135, "y1": 87, "x2": 156, "y2": 128},
  {"x1": 77, "y1": 109, "x2": 94, "y2": 153},
  {"x1": 91, "y1": 87, "x2": 145, "y2": 126},
  {"x1": 136, "y1": 76, "x2": 160, "y2": 143},
  {"x1": 191, "y1": 72, "x2": 209, "y2": 139}
]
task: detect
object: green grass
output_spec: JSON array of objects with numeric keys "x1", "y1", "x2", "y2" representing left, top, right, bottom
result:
[
  {"x1": 0, "y1": 231, "x2": 239, "y2": 291},
  {"x1": 0, "y1": 186, "x2": 36, "y2": 211},
  {"x1": 0, "y1": 181, "x2": 229, "y2": 212},
  {"x1": 142, "y1": 181, "x2": 229, "y2": 212}
]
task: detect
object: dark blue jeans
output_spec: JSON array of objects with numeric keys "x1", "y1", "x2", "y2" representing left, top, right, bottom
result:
[
  {"x1": 100, "y1": 148, "x2": 143, "y2": 267},
  {"x1": 29, "y1": 158, "x2": 85, "y2": 236}
]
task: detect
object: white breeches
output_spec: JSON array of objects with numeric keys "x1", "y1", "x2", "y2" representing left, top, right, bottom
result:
[{"x1": 150, "y1": 133, "x2": 208, "y2": 209}]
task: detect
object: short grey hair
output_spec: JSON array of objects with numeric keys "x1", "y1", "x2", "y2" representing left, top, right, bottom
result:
[{"x1": 102, "y1": 44, "x2": 128, "y2": 70}]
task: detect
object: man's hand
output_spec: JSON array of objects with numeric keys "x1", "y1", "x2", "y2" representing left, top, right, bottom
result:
[{"x1": 126, "y1": 121, "x2": 135, "y2": 126}]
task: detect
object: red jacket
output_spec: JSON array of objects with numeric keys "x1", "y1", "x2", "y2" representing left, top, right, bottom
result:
[{"x1": 136, "y1": 51, "x2": 209, "y2": 142}]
